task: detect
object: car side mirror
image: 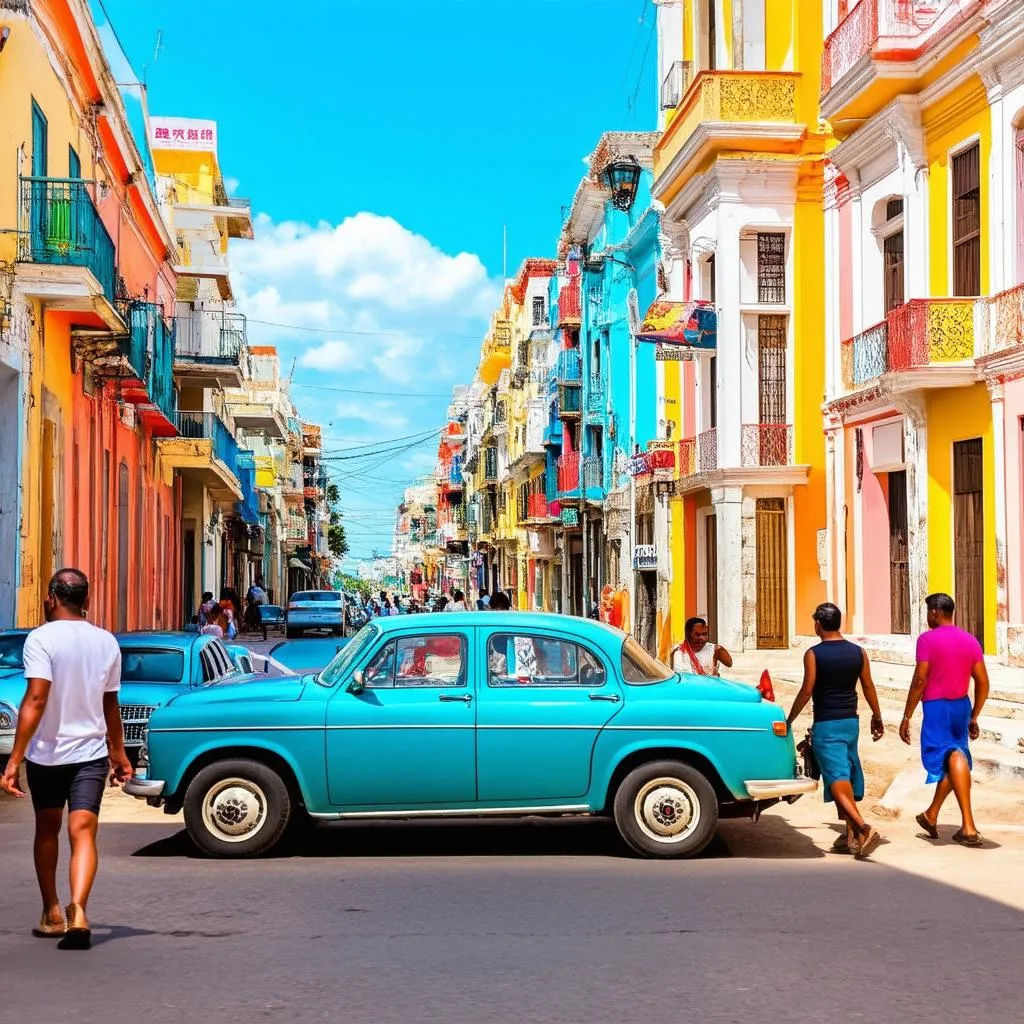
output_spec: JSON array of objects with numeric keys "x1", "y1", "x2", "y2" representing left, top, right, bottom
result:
[{"x1": 348, "y1": 670, "x2": 365, "y2": 695}]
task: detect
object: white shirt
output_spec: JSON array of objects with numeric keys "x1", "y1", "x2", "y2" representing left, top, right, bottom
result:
[
  {"x1": 672, "y1": 642, "x2": 718, "y2": 676},
  {"x1": 21, "y1": 619, "x2": 121, "y2": 766},
  {"x1": 445, "y1": 601, "x2": 467, "y2": 612}
]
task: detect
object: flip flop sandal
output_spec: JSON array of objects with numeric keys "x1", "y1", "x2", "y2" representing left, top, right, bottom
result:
[
  {"x1": 57, "y1": 903, "x2": 91, "y2": 951},
  {"x1": 952, "y1": 830, "x2": 984, "y2": 848},
  {"x1": 855, "y1": 827, "x2": 882, "y2": 860},
  {"x1": 831, "y1": 835, "x2": 853, "y2": 854},
  {"x1": 915, "y1": 813, "x2": 940, "y2": 840},
  {"x1": 31, "y1": 914, "x2": 65, "y2": 939}
]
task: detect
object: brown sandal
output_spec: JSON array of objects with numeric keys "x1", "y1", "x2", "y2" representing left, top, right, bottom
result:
[
  {"x1": 915, "y1": 813, "x2": 940, "y2": 840},
  {"x1": 57, "y1": 903, "x2": 91, "y2": 950},
  {"x1": 952, "y1": 830, "x2": 984, "y2": 848},
  {"x1": 855, "y1": 826, "x2": 882, "y2": 859},
  {"x1": 31, "y1": 911, "x2": 65, "y2": 938}
]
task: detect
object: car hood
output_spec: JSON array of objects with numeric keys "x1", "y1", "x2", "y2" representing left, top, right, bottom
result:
[
  {"x1": 166, "y1": 674, "x2": 310, "y2": 708},
  {"x1": 626, "y1": 673, "x2": 763, "y2": 704}
]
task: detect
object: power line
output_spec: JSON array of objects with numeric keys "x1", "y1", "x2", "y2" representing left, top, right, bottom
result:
[{"x1": 626, "y1": 16, "x2": 656, "y2": 119}]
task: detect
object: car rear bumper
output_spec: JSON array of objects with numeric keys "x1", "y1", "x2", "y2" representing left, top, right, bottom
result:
[
  {"x1": 287, "y1": 615, "x2": 343, "y2": 628},
  {"x1": 743, "y1": 778, "x2": 817, "y2": 801},
  {"x1": 124, "y1": 777, "x2": 166, "y2": 802}
]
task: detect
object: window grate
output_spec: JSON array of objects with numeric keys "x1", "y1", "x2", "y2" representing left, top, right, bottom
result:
[{"x1": 756, "y1": 233, "x2": 786, "y2": 304}]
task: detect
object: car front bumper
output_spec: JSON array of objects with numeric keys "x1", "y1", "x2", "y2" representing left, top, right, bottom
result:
[
  {"x1": 124, "y1": 777, "x2": 166, "y2": 802},
  {"x1": 0, "y1": 733, "x2": 13, "y2": 756},
  {"x1": 743, "y1": 778, "x2": 817, "y2": 801}
]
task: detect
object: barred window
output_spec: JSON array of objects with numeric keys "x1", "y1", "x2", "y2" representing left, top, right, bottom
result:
[{"x1": 757, "y1": 233, "x2": 786, "y2": 304}]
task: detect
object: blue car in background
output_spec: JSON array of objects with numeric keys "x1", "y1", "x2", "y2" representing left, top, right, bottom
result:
[
  {"x1": 0, "y1": 629, "x2": 278, "y2": 757},
  {"x1": 126, "y1": 613, "x2": 815, "y2": 860}
]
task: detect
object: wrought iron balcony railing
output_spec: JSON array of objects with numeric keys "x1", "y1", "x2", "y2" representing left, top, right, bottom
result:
[
  {"x1": 17, "y1": 177, "x2": 117, "y2": 304},
  {"x1": 586, "y1": 375, "x2": 604, "y2": 414},
  {"x1": 175, "y1": 311, "x2": 247, "y2": 363},
  {"x1": 120, "y1": 302, "x2": 176, "y2": 424},
  {"x1": 740, "y1": 423, "x2": 794, "y2": 468},
  {"x1": 557, "y1": 278, "x2": 582, "y2": 327},
  {"x1": 556, "y1": 350, "x2": 582, "y2": 383},
  {"x1": 557, "y1": 452, "x2": 580, "y2": 495},
  {"x1": 984, "y1": 283, "x2": 1024, "y2": 356},
  {"x1": 582, "y1": 456, "x2": 604, "y2": 493},
  {"x1": 660, "y1": 60, "x2": 691, "y2": 110},
  {"x1": 483, "y1": 447, "x2": 499, "y2": 483},
  {"x1": 174, "y1": 411, "x2": 241, "y2": 479}
]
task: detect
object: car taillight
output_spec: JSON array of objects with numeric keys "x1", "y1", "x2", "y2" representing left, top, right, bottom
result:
[
  {"x1": 757, "y1": 670, "x2": 775, "y2": 702},
  {"x1": 288, "y1": 602, "x2": 298, "y2": 610}
]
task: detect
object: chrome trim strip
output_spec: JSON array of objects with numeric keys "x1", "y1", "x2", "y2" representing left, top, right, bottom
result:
[
  {"x1": 151, "y1": 724, "x2": 767, "y2": 734},
  {"x1": 309, "y1": 804, "x2": 591, "y2": 821}
]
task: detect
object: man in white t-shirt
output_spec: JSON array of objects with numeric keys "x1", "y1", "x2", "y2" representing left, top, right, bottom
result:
[{"x1": 0, "y1": 569, "x2": 132, "y2": 950}]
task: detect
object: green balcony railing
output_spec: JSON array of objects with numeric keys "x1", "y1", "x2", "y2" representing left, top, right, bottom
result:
[
  {"x1": 122, "y1": 302, "x2": 176, "y2": 423},
  {"x1": 18, "y1": 177, "x2": 116, "y2": 304}
]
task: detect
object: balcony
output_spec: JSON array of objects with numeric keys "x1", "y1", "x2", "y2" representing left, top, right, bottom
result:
[
  {"x1": 557, "y1": 452, "x2": 580, "y2": 496},
  {"x1": 492, "y1": 399, "x2": 508, "y2": 436},
  {"x1": 982, "y1": 284, "x2": 1024, "y2": 358},
  {"x1": 158, "y1": 411, "x2": 242, "y2": 504},
  {"x1": 631, "y1": 440, "x2": 677, "y2": 479},
  {"x1": 558, "y1": 385, "x2": 582, "y2": 419},
  {"x1": 483, "y1": 447, "x2": 499, "y2": 484},
  {"x1": 557, "y1": 278, "x2": 582, "y2": 328},
  {"x1": 224, "y1": 390, "x2": 288, "y2": 438},
  {"x1": 236, "y1": 454, "x2": 266, "y2": 527},
  {"x1": 821, "y1": 0, "x2": 973, "y2": 118},
  {"x1": 660, "y1": 60, "x2": 691, "y2": 111},
  {"x1": 15, "y1": 177, "x2": 121, "y2": 331},
  {"x1": 543, "y1": 400, "x2": 562, "y2": 447},
  {"x1": 839, "y1": 298, "x2": 981, "y2": 396},
  {"x1": 480, "y1": 319, "x2": 513, "y2": 385},
  {"x1": 654, "y1": 71, "x2": 802, "y2": 200},
  {"x1": 174, "y1": 309, "x2": 247, "y2": 388},
  {"x1": 556, "y1": 350, "x2": 582, "y2": 384},
  {"x1": 211, "y1": 176, "x2": 254, "y2": 240},
  {"x1": 524, "y1": 398, "x2": 547, "y2": 456},
  {"x1": 172, "y1": 238, "x2": 233, "y2": 300},
  {"x1": 92, "y1": 302, "x2": 177, "y2": 436},
  {"x1": 526, "y1": 492, "x2": 558, "y2": 522},
  {"x1": 740, "y1": 423, "x2": 794, "y2": 467},
  {"x1": 586, "y1": 375, "x2": 604, "y2": 415}
]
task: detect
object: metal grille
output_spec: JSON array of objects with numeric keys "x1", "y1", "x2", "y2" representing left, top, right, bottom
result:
[
  {"x1": 953, "y1": 438, "x2": 985, "y2": 643},
  {"x1": 888, "y1": 470, "x2": 911, "y2": 634},
  {"x1": 755, "y1": 499, "x2": 788, "y2": 649},
  {"x1": 952, "y1": 144, "x2": 981, "y2": 297},
  {"x1": 757, "y1": 233, "x2": 786, "y2": 304},
  {"x1": 119, "y1": 704, "x2": 156, "y2": 747},
  {"x1": 757, "y1": 315, "x2": 788, "y2": 464}
]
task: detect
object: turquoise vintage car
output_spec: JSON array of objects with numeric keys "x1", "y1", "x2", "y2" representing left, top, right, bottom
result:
[{"x1": 126, "y1": 612, "x2": 814, "y2": 859}]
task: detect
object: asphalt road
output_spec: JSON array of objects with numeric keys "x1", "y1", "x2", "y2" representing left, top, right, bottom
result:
[{"x1": 1, "y1": 795, "x2": 1022, "y2": 1024}]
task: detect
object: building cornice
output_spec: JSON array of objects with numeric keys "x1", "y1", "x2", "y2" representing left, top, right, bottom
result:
[
  {"x1": 829, "y1": 95, "x2": 925, "y2": 186},
  {"x1": 677, "y1": 464, "x2": 811, "y2": 495},
  {"x1": 665, "y1": 158, "x2": 801, "y2": 229}
]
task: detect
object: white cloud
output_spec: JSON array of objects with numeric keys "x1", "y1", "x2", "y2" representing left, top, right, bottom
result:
[
  {"x1": 335, "y1": 400, "x2": 409, "y2": 431},
  {"x1": 299, "y1": 339, "x2": 366, "y2": 372}
]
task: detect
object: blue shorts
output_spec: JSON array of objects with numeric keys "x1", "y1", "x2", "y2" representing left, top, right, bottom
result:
[
  {"x1": 25, "y1": 756, "x2": 108, "y2": 815},
  {"x1": 921, "y1": 696, "x2": 973, "y2": 784},
  {"x1": 812, "y1": 718, "x2": 864, "y2": 803}
]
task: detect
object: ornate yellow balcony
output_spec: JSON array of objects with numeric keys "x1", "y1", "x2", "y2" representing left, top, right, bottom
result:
[{"x1": 654, "y1": 71, "x2": 803, "y2": 203}]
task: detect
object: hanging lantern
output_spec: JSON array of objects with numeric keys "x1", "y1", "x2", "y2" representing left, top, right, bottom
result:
[{"x1": 603, "y1": 156, "x2": 642, "y2": 212}]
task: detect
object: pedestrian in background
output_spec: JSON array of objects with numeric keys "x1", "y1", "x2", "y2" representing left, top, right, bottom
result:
[
  {"x1": 197, "y1": 591, "x2": 217, "y2": 629},
  {"x1": 786, "y1": 603, "x2": 884, "y2": 859},
  {"x1": 446, "y1": 589, "x2": 468, "y2": 612},
  {"x1": 672, "y1": 617, "x2": 733, "y2": 676},
  {"x1": 0, "y1": 569, "x2": 133, "y2": 949},
  {"x1": 476, "y1": 588, "x2": 490, "y2": 610},
  {"x1": 901, "y1": 593, "x2": 989, "y2": 847},
  {"x1": 488, "y1": 591, "x2": 511, "y2": 611}
]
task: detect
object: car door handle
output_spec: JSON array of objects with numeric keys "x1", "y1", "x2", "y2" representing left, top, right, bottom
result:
[
  {"x1": 589, "y1": 693, "x2": 621, "y2": 703},
  {"x1": 439, "y1": 693, "x2": 473, "y2": 703}
]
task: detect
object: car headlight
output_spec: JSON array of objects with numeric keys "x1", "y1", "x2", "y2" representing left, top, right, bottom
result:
[{"x1": 0, "y1": 702, "x2": 16, "y2": 730}]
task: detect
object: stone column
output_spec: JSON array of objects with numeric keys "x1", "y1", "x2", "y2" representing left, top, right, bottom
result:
[
  {"x1": 711, "y1": 485, "x2": 744, "y2": 651},
  {"x1": 714, "y1": 214, "x2": 742, "y2": 468}
]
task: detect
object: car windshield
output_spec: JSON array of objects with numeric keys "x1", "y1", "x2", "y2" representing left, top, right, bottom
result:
[
  {"x1": 120, "y1": 648, "x2": 185, "y2": 683},
  {"x1": 292, "y1": 592, "x2": 341, "y2": 603},
  {"x1": 0, "y1": 633, "x2": 26, "y2": 670},
  {"x1": 620, "y1": 636, "x2": 675, "y2": 684},
  {"x1": 317, "y1": 624, "x2": 377, "y2": 687}
]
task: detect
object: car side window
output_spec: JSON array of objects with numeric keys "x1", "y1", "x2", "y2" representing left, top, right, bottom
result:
[
  {"x1": 364, "y1": 635, "x2": 466, "y2": 688},
  {"x1": 487, "y1": 634, "x2": 606, "y2": 688}
]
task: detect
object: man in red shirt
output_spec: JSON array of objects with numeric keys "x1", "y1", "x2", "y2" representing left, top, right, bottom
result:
[{"x1": 900, "y1": 592, "x2": 990, "y2": 847}]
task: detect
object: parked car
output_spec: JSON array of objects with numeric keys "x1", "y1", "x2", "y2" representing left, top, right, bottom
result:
[
  {"x1": 286, "y1": 590, "x2": 345, "y2": 638},
  {"x1": 0, "y1": 629, "x2": 273, "y2": 757},
  {"x1": 125, "y1": 612, "x2": 814, "y2": 859},
  {"x1": 257, "y1": 605, "x2": 287, "y2": 642}
]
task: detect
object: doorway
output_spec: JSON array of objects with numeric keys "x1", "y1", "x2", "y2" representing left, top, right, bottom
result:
[
  {"x1": 116, "y1": 461, "x2": 129, "y2": 632},
  {"x1": 183, "y1": 528, "x2": 196, "y2": 627},
  {"x1": 888, "y1": 470, "x2": 911, "y2": 634},
  {"x1": 755, "y1": 498, "x2": 788, "y2": 649},
  {"x1": 705, "y1": 514, "x2": 718, "y2": 640},
  {"x1": 953, "y1": 438, "x2": 984, "y2": 643},
  {"x1": 635, "y1": 570, "x2": 657, "y2": 656}
]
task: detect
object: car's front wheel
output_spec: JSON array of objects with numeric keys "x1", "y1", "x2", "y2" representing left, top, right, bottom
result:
[
  {"x1": 613, "y1": 760, "x2": 718, "y2": 858},
  {"x1": 183, "y1": 760, "x2": 293, "y2": 858}
]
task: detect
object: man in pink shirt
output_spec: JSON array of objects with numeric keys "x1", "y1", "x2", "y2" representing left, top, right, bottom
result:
[{"x1": 900, "y1": 592, "x2": 989, "y2": 847}]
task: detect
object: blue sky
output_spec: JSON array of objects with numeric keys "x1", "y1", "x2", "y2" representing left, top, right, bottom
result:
[{"x1": 100, "y1": 0, "x2": 656, "y2": 565}]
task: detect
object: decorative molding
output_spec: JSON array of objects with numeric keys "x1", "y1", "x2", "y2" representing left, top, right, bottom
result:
[{"x1": 894, "y1": 393, "x2": 927, "y2": 430}]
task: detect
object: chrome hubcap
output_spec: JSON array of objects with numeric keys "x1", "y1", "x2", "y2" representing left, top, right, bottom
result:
[
  {"x1": 202, "y1": 778, "x2": 268, "y2": 842},
  {"x1": 634, "y1": 778, "x2": 700, "y2": 844}
]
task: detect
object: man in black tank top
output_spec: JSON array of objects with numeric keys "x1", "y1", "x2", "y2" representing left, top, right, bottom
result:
[{"x1": 786, "y1": 603, "x2": 886, "y2": 859}]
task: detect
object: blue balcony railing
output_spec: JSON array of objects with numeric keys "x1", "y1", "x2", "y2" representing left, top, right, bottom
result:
[
  {"x1": 124, "y1": 302, "x2": 176, "y2": 422},
  {"x1": 237, "y1": 454, "x2": 265, "y2": 526},
  {"x1": 556, "y1": 350, "x2": 582, "y2": 384},
  {"x1": 174, "y1": 411, "x2": 241, "y2": 480},
  {"x1": 174, "y1": 311, "x2": 247, "y2": 363},
  {"x1": 17, "y1": 177, "x2": 116, "y2": 304}
]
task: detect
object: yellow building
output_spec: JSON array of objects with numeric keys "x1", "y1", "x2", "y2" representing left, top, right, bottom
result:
[
  {"x1": 652, "y1": 0, "x2": 829, "y2": 651},
  {"x1": 820, "y1": 0, "x2": 1024, "y2": 658}
]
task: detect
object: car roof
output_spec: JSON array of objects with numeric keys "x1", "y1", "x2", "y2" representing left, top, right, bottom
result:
[
  {"x1": 369, "y1": 612, "x2": 627, "y2": 641},
  {"x1": 114, "y1": 631, "x2": 201, "y2": 649}
]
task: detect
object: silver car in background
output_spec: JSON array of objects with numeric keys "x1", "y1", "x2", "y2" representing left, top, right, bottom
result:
[{"x1": 285, "y1": 590, "x2": 345, "y2": 638}]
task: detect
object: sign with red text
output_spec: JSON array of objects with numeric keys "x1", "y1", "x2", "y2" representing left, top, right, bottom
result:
[{"x1": 150, "y1": 117, "x2": 217, "y2": 152}]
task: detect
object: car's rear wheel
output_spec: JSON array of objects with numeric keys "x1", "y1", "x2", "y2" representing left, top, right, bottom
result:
[
  {"x1": 183, "y1": 759, "x2": 292, "y2": 858},
  {"x1": 613, "y1": 760, "x2": 718, "y2": 858}
]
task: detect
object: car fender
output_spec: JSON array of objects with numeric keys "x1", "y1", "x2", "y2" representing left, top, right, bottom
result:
[
  {"x1": 159, "y1": 733, "x2": 323, "y2": 809},
  {"x1": 590, "y1": 733, "x2": 750, "y2": 807}
]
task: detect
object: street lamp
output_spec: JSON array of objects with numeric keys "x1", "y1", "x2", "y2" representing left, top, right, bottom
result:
[{"x1": 603, "y1": 157, "x2": 642, "y2": 212}]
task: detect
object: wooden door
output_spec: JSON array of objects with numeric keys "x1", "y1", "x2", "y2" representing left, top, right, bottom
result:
[
  {"x1": 888, "y1": 470, "x2": 911, "y2": 634},
  {"x1": 705, "y1": 514, "x2": 718, "y2": 641},
  {"x1": 755, "y1": 498, "x2": 788, "y2": 649},
  {"x1": 953, "y1": 439, "x2": 984, "y2": 643}
]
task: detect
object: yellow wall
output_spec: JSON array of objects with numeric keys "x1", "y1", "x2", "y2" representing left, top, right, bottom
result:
[
  {"x1": 924, "y1": 78, "x2": 990, "y2": 297},
  {"x1": 153, "y1": 148, "x2": 218, "y2": 205},
  {"x1": 926, "y1": 384, "x2": 996, "y2": 652}
]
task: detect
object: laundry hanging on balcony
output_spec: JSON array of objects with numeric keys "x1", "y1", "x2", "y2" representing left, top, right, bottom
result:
[{"x1": 636, "y1": 300, "x2": 717, "y2": 351}]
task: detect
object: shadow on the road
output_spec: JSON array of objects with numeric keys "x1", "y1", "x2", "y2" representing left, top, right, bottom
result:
[{"x1": 132, "y1": 812, "x2": 825, "y2": 861}]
